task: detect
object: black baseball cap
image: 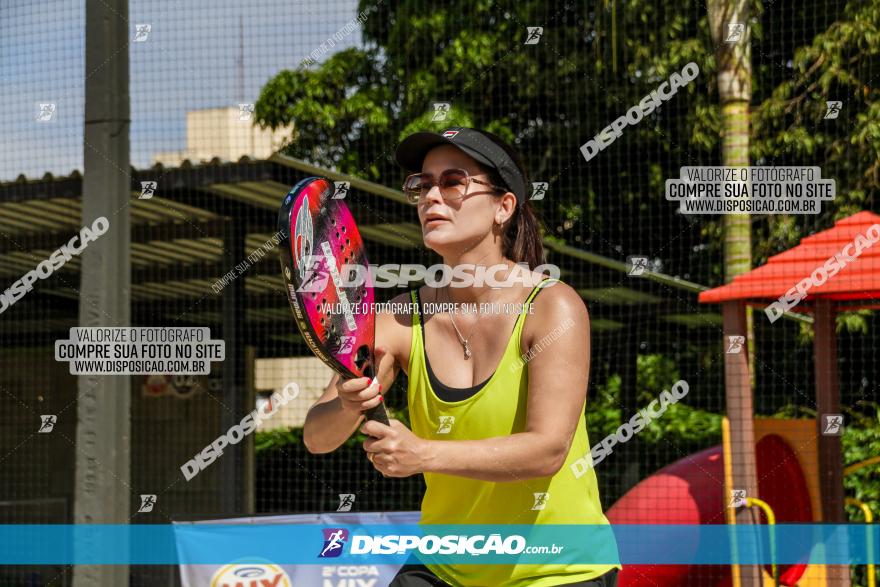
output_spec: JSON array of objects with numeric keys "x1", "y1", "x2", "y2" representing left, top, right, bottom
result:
[{"x1": 395, "y1": 127, "x2": 528, "y2": 203}]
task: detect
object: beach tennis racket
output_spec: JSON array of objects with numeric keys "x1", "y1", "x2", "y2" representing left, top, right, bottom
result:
[{"x1": 278, "y1": 176, "x2": 389, "y2": 425}]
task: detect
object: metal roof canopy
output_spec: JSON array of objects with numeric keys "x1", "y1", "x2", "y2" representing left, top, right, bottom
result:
[
  {"x1": 697, "y1": 210, "x2": 880, "y2": 541},
  {"x1": 0, "y1": 156, "x2": 727, "y2": 342}
]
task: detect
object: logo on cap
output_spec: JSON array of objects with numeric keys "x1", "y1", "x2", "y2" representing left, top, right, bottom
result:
[{"x1": 442, "y1": 130, "x2": 460, "y2": 138}]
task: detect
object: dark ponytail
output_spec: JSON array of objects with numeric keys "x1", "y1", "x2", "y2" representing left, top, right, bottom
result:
[
  {"x1": 476, "y1": 131, "x2": 546, "y2": 269},
  {"x1": 504, "y1": 200, "x2": 544, "y2": 269}
]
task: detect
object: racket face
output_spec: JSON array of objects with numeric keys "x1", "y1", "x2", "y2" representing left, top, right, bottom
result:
[{"x1": 278, "y1": 177, "x2": 376, "y2": 380}]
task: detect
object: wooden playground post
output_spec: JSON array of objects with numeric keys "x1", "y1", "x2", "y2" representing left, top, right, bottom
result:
[
  {"x1": 814, "y1": 299, "x2": 850, "y2": 587},
  {"x1": 722, "y1": 301, "x2": 762, "y2": 587}
]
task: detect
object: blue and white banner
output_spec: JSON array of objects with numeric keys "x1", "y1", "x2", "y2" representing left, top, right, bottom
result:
[
  {"x1": 0, "y1": 522, "x2": 876, "y2": 567},
  {"x1": 174, "y1": 511, "x2": 420, "y2": 587}
]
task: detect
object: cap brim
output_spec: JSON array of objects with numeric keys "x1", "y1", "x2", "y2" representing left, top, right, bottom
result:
[{"x1": 395, "y1": 132, "x2": 494, "y2": 171}]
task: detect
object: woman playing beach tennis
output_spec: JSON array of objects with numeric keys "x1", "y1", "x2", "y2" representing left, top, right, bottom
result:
[{"x1": 303, "y1": 127, "x2": 620, "y2": 587}]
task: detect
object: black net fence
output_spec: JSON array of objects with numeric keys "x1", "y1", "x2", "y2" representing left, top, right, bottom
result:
[{"x1": 1, "y1": 0, "x2": 878, "y2": 585}]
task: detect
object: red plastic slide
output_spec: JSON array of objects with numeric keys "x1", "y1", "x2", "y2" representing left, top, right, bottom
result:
[{"x1": 607, "y1": 435, "x2": 812, "y2": 586}]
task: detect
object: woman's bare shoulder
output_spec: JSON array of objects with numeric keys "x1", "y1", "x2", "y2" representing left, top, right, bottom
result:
[
  {"x1": 531, "y1": 279, "x2": 584, "y2": 310},
  {"x1": 522, "y1": 279, "x2": 588, "y2": 348}
]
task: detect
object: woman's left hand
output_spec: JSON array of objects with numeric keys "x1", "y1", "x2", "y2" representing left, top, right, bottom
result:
[{"x1": 361, "y1": 419, "x2": 429, "y2": 478}]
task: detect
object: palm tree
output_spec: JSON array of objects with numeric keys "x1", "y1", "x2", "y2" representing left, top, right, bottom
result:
[{"x1": 707, "y1": 2, "x2": 762, "y2": 586}]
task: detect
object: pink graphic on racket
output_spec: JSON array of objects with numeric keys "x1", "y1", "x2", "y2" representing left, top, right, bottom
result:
[{"x1": 278, "y1": 176, "x2": 389, "y2": 425}]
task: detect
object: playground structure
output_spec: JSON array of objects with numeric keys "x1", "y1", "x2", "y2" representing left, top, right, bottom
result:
[
  {"x1": 608, "y1": 418, "x2": 822, "y2": 586},
  {"x1": 607, "y1": 211, "x2": 880, "y2": 587}
]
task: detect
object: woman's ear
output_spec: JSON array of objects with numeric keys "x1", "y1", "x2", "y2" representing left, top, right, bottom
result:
[{"x1": 495, "y1": 192, "x2": 518, "y2": 226}]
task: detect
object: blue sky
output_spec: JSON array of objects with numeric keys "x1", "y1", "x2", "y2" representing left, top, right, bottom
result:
[{"x1": 0, "y1": 0, "x2": 362, "y2": 180}]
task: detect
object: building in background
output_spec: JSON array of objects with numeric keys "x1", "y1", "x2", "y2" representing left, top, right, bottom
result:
[
  {"x1": 153, "y1": 107, "x2": 292, "y2": 166},
  {"x1": 254, "y1": 357, "x2": 334, "y2": 431}
]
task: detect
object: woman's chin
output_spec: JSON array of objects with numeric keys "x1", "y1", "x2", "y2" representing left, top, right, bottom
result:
[
  {"x1": 423, "y1": 233, "x2": 458, "y2": 254},
  {"x1": 422, "y1": 228, "x2": 452, "y2": 246}
]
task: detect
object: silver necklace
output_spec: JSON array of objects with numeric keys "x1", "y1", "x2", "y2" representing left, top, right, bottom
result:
[{"x1": 443, "y1": 286, "x2": 489, "y2": 360}]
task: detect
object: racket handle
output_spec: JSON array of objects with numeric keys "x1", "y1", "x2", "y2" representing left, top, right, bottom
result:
[
  {"x1": 364, "y1": 403, "x2": 390, "y2": 426},
  {"x1": 360, "y1": 360, "x2": 389, "y2": 425}
]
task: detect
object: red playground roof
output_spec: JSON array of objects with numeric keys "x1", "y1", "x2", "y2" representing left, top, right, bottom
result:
[{"x1": 698, "y1": 211, "x2": 880, "y2": 306}]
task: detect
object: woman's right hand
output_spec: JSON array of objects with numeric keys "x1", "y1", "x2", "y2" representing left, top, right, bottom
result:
[{"x1": 336, "y1": 376, "x2": 382, "y2": 414}]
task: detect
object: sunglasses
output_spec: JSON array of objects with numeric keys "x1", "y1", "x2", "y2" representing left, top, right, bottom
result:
[{"x1": 402, "y1": 168, "x2": 508, "y2": 205}]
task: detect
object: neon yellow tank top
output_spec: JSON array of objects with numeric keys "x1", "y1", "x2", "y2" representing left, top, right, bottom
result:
[{"x1": 407, "y1": 280, "x2": 620, "y2": 587}]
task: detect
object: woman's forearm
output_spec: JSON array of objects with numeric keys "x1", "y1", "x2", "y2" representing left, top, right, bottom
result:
[
  {"x1": 420, "y1": 432, "x2": 569, "y2": 482},
  {"x1": 303, "y1": 397, "x2": 363, "y2": 454}
]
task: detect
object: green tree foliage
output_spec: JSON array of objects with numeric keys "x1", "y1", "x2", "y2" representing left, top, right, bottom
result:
[
  {"x1": 254, "y1": 1, "x2": 880, "y2": 543},
  {"x1": 842, "y1": 404, "x2": 880, "y2": 521},
  {"x1": 586, "y1": 354, "x2": 723, "y2": 457},
  {"x1": 752, "y1": 0, "x2": 880, "y2": 235},
  {"x1": 256, "y1": 0, "x2": 877, "y2": 287}
]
